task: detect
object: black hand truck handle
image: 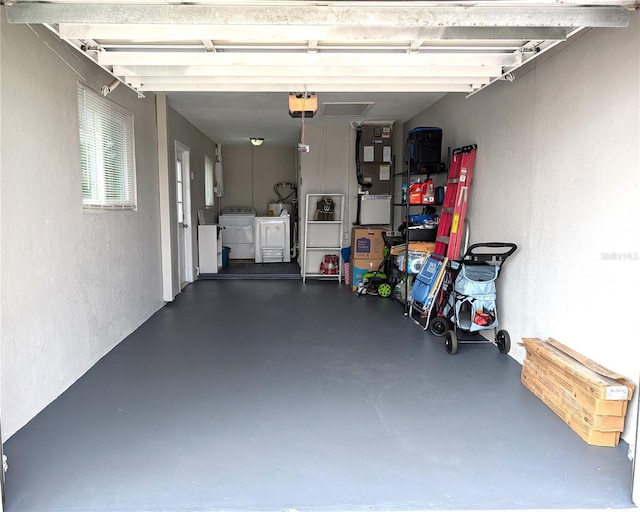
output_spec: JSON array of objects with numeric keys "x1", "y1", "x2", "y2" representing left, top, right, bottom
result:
[{"x1": 464, "y1": 242, "x2": 518, "y2": 261}]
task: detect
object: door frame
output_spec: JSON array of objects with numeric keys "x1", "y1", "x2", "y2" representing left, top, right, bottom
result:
[
  {"x1": 157, "y1": 95, "x2": 196, "y2": 301},
  {"x1": 156, "y1": 95, "x2": 175, "y2": 301},
  {"x1": 175, "y1": 141, "x2": 194, "y2": 288},
  {"x1": 633, "y1": 388, "x2": 639, "y2": 505}
]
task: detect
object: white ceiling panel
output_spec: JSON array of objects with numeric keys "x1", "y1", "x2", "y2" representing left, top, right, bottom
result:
[{"x1": 5, "y1": 0, "x2": 634, "y2": 144}]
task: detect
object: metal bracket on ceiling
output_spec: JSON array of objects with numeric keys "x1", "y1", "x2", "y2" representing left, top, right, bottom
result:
[
  {"x1": 79, "y1": 39, "x2": 102, "y2": 52},
  {"x1": 467, "y1": 26, "x2": 584, "y2": 98},
  {"x1": 202, "y1": 40, "x2": 216, "y2": 53},
  {"x1": 308, "y1": 40, "x2": 318, "y2": 53},
  {"x1": 408, "y1": 40, "x2": 424, "y2": 54},
  {"x1": 39, "y1": 24, "x2": 145, "y2": 99},
  {"x1": 101, "y1": 77, "x2": 120, "y2": 96},
  {"x1": 520, "y1": 45, "x2": 542, "y2": 55}
]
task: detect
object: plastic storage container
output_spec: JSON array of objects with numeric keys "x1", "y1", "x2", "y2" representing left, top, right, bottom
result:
[
  {"x1": 405, "y1": 127, "x2": 443, "y2": 171},
  {"x1": 222, "y1": 246, "x2": 231, "y2": 268}
]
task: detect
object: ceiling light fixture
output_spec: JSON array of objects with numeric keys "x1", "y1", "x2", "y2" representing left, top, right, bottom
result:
[{"x1": 249, "y1": 137, "x2": 264, "y2": 146}]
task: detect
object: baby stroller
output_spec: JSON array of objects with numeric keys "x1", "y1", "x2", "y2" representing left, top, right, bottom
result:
[{"x1": 428, "y1": 243, "x2": 517, "y2": 355}]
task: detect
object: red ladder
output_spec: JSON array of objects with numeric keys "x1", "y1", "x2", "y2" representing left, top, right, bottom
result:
[{"x1": 434, "y1": 145, "x2": 477, "y2": 260}]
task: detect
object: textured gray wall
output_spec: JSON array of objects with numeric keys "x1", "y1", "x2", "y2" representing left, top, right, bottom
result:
[
  {"x1": 1, "y1": 18, "x2": 164, "y2": 439},
  {"x1": 221, "y1": 145, "x2": 296, "y2": 216},
  {"x1": 166, "y1": 107, "x2": 217, "y2": 282},
  {"x1": 407, "y1": 18, "x2": 639, "y2": 445}
]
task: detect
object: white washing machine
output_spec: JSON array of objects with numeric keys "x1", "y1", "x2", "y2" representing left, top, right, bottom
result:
[
  {"x1": 254, "y1": 216, "x2": 291, "y2": 263},
  {"x1": 219, "y1": 207, "x2": 257, "y2": 260}
]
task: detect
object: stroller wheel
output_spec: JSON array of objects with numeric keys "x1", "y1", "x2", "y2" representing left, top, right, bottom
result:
[
  {"x1": 445, "y1": 330, "x2": 458, "y2": 355},
  {"x1": 378, "y1": 283, "x2": 392, "y2": 298},
  {"x1": 429, "y1": 316, "x2": 449, "y2": 337},
  {"x1": 496, "y1": 330, "x2": 511, "y2": 354}
]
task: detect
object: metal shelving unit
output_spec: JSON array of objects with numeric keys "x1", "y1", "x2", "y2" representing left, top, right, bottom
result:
[
  {"x1": 395, "y1": 158, "x2": 446, "y2": 313},
  {"x1": 302, "y1": 193, "x2": 344, "y2": 283}
]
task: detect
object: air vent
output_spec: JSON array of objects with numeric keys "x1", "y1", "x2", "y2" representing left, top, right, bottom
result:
[{"x1": 322, "y1": 102, "x2": 374, "y2": 118}]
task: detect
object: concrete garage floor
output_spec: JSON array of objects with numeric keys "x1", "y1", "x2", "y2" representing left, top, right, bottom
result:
[{"x1": 3, "y1": 280, "x2": 634, "y2": 512}]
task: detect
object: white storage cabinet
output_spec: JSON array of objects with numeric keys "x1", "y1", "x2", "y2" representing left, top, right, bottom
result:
[{"x1": 198, "y1": 224, "x2": 222, "y2": 273}]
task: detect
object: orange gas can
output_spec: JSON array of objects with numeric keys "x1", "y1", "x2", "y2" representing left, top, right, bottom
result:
[{"x1": 409, "y1": 182, "x2": 423, "y2": 204}]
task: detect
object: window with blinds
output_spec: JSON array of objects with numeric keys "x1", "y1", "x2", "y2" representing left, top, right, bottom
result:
[
  {"x1": 204, "y1": 154, "x2": 215, "y2": 208},
  {"x1": 77, "y1": 83, "x2": 137, "y2": 210}
]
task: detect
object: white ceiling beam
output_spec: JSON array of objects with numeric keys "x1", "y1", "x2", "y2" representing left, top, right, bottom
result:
[
  {"x1": 98, "y1": 51, "x2": 519, "y2": 67},
  {"x1": 112, "y1": 64, "x2": 503, "y2": 78},
  {"x1": 126, "y1": 75, "x2": 492, "y2": 86},
  {"x1": 58, "y1": 24, "x2": 569, "y2": 42},
  {"x1": 7, "y1": 0, "x2": 638, "y2": 5},
  {"x1": 134, "y1": 83, "x2": 476, "y2": 93},
  {"x1": 7, "y1": 4, "x2": 629, "y2": 28},
  {"x1": 467, "y1": 26, "x2": 583, "y2": 97},
  {"x1": 100, "y1": 43, "x2": 526, "y2": 52}
]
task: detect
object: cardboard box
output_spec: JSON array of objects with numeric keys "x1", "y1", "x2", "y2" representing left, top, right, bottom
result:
[
  {"x1": 351, "y1": 256, "x2": 384, "y2": 291},
  {"x1": 522, "y1": 358, "x2": 628, "y2": 417},
  {"x1": 522, "y1": 360, "x2": 626, "y2": 431},
  {"x1": 521, "y1": 366, "x2": 622, "y2": 447},
  {"x1": 390, "y1": 241, "x2": 435, "y2": 256},
  {"x1": 352, "y1": 227, "x2": 386, "y2": 260},
  {"x1": 396, "y1": 251, "x2": 429, "y2": 273},
  {"x1": 520, "y1": 337, "x2": 634, "y2": 447},
  {"x1": 521, "y1": 338, "x2": 634, "y2": 401},
  {"x1": 573, "y1": 427, "x2": 621, "y2": 447}
]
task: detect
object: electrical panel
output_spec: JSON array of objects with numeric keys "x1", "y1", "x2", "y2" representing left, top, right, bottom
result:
[{"x1": 359, "y1": 125, "x2": 393, "y2": 195}]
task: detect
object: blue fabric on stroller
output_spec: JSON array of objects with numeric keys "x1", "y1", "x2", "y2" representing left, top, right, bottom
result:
[{"x1": 448, "y1": 263, "x2": 499, "y2": 332}]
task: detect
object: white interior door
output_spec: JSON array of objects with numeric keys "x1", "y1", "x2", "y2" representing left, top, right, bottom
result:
[{"x1": 175, "y1": 142, "x2": 193, "y2": 288}]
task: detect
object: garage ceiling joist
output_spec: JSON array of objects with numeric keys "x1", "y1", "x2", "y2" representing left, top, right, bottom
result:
[
  {"x1": 4, "y1": 1, "x2": 634, "y2": 96},
  {"x1": 5, "y1": 3, "x2": 631, "y2": 27},
  {"x1": 58, "y1": 24, "x2": 569, "y2": 43}
]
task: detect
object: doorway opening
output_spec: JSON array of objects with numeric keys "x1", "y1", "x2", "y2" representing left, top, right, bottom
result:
[{"x1": 175, "y1": 141, "x2": 193, "y2": 289}]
